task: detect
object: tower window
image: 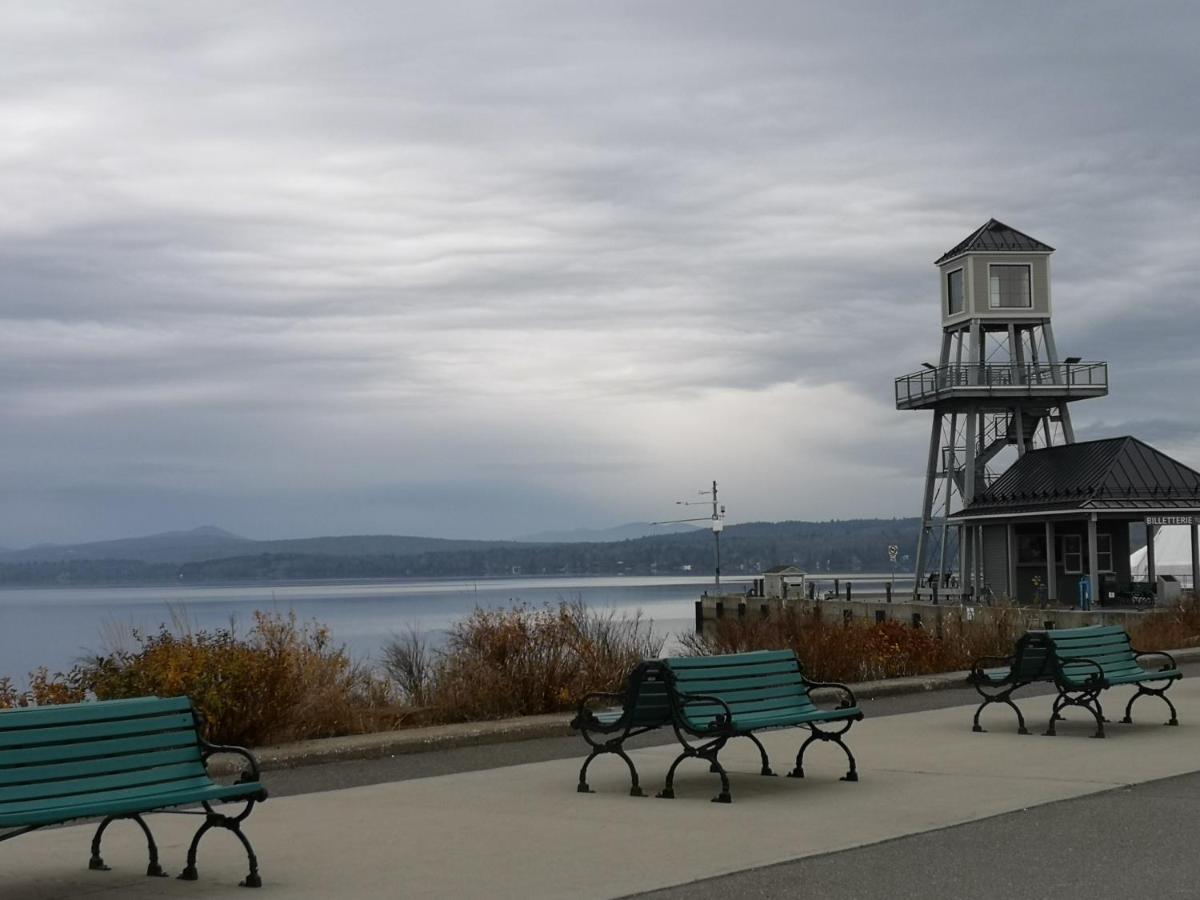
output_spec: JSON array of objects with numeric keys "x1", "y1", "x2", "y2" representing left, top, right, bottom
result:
[
  {"x1": 946, "y1": 268, "x2": 964, "y2": 316},
  {"x1": 989, "y1": 264, "x2": 1032, "y2": 308}
]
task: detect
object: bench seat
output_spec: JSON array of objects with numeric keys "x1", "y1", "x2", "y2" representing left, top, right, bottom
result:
[
  {"x1": 0, "y1": 781, "x2": 265, "y2": 829},
  {"x1": 658, "y1": 650, "x2": 863, "y2": 803},
  {"x1": 968, "y1": 632, "x2": 1054, "y2": 734},
  {"x1": 1, "y1": 696, "x2": 267, "y2": 887},
  {"x1": 1041, "y1": 625, "x2": 1181, "y2": 738},
  {"x1": 571, "y1": 662, "x2": 671, "y2": 796}
]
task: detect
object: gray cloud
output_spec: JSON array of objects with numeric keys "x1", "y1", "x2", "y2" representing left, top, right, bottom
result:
[{"x1": 2, "y1": 1, "x2": 1199, "y2": 545}]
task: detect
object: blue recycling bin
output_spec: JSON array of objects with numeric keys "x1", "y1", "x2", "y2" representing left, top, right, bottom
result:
[{"x1": 1077, "y1": 575, "x2": 1092, "y2": 611}]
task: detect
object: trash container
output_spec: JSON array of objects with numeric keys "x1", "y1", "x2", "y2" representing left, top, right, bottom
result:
[{"x1": 1077, "y1": 575, "x2": 1092, "y2": 611}]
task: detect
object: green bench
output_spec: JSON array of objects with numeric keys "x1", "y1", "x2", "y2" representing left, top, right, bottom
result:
[
  {"x1": 1041, "y1": 625, "x2": 1181, "y2": 738},
  {"x1": 570, "y1": 661, "x2": 672, "y2": 797},
  {"x1": 0, "y1": 696, "x2": 268, "y2": 888},
  {"x1": 657, "y1": 650, "x2": 863, "y2": 803},
  {"x1": 967, "y1": 632, "x2": 1054, "y2": 734}
]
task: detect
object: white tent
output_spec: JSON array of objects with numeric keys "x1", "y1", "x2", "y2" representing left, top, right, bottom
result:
[{"x1": 1130, "y1": 526, "x2": 1197, "y2": 585}]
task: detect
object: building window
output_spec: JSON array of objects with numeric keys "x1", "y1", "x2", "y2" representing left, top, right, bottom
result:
[
  {"x1": 1016, "y1": 533, "x2": 1046, "y2": 564},
  {"x1": 1097, "y1": 533, "x2": 1114, "y2": 573},
  {"x1": 1061, "y1": 535, "x2": 1083, "y2": 573},
  {"x1": 989, "y1": 264, "x2": 1032, "y2": 308},
  {"x1": 947, "y1": 268, "x2": 964, "y2": 316}
]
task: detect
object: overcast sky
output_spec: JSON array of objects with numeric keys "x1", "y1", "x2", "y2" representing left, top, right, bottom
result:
[{"x1": 2, "y1": 1, "x2": 1198, "y2": 546}]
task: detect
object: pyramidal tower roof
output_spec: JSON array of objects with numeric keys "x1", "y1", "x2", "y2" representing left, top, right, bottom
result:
[{"x1": 935, "y1": 219, "x2": 1055, "y2": 265}]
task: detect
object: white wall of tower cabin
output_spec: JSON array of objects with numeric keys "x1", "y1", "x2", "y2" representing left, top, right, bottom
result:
[{"x1": 938, "y1": 251, "x2": 1052, "y2": 330}]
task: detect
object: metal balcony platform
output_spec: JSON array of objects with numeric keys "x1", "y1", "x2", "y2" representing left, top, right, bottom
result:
[{"x1": 894, "y1": 362, "x2": 1108, "y2": 411}]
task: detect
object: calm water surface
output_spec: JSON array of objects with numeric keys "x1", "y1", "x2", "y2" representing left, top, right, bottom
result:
[{"x1": 0, "y1": 573, "x2": 907, "y2": 685}]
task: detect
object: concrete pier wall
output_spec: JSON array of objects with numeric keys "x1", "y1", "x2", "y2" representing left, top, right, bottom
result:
[{"x1": 694, "y1": 591, "x2": 1180, "y2": 636}]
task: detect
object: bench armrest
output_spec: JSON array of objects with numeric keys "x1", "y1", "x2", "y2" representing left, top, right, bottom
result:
[
  {"x1": 804, "y1": 680, "x2": 858, "y2": 710},
  {"x1": 673, "y1": 690, "x2": 734, "y2": 730},
  {"x1": 201, "y1": 741, "x2": 263, "y2": 785},
  {"x1": 968, "y1": 655, "x2": 1015, "y2": 677},
  {"x1": 570, "y1": 690, "x2": 628, "y2": 730},
  {"x1": 1133, "y1": 649, "x2": 1177, "y2": 671},
  {"x1": 1056, "y1": 655, "x2": 1105, "y2": 687}
]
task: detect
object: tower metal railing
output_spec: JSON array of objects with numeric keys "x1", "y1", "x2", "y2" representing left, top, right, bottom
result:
[{"x1": 895, "y1": 361, "x2": 1108, "y2": 407}]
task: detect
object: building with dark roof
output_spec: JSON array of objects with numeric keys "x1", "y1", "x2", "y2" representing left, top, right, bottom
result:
[
  {"x1": 950, "y1": 437, "x2": 1200, "y2": 603},
  {"x1": 898, "y1": 221, "x2": 1198, "y2": 606}
]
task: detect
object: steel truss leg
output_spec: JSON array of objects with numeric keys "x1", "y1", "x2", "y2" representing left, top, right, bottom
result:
[
  {"x1": 179, "y1": 802, "x2": 263, "y2": 888},
  {"x1": 971, "y1": 683, "x2": 1030, "y2": 735},
  {"x1": 786, "y1": 723, "x2": 859, "y2": 782},
  {"x1": 1044, "y1": 689, "x2": 1106, "y2": 738},
  {"x1": 1121, "y1": 683, "x2": 1180, "y2": 727},
  {"x1": 89, "y1": 814, "x2": 168, "y2": 878}
]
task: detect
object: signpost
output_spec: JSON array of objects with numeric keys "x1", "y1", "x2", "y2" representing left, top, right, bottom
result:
[{"x1": 888, "y1": 544, "x2": 899, "y2": 596}]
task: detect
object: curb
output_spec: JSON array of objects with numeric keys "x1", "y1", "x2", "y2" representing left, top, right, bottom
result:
[{"x1": 211, "y1": 645, "x2": 1200, "y2": 776}]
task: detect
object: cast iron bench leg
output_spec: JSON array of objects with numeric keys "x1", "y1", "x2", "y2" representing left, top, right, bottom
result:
[
  {"x1": 89, "y1": 814, "x2": 167, "y2": 878},
  {"x1": 179, "y1": 801, "x2": 263, "y2": 888},
  {"x1": 788, "y1": 722, "x2": 859, "y2": 782},
  {"x1": 1122, "y1": 682, "x2": 1180, "y2": 727}
]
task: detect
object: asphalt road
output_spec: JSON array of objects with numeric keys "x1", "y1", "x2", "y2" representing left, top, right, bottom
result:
[{"x1": 626, "y1": 771, "x2": 1200, "y2": 899}]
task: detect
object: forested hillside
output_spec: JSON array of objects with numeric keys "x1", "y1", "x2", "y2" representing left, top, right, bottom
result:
[{"x1": 0, "y1": 519, "x2": 919, "y2": 586}]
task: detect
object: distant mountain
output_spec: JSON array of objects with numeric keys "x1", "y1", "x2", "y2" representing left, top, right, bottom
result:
[
  {"x1": 0, "y1": 526, "x2": 252, "y2": 565},
  {"x1": 0, "y1": 528, "x2": 520, "y2": 566},
  {"x1": 0, "y1": 518, "x2": 922, "y2": 586},
  {"x1": 516, "y1": 521, "x2": 704, "y2": 543}
]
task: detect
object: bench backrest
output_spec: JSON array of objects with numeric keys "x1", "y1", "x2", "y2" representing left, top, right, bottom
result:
[
  {"x1": 0, "y1": 696, "x2": 208, "y2": 810},
  {"x1": 623, "y1": 662, "x2": 672, "y2": 728},
  {"x1": 662, "y1": 650, "x2": 811, "y2": 729},
  {"x1": 1041, "y1": 625, "x2": 1137, "y2": 683},
  {"x1": 1010, "y1": 632, "x2": 1054, "y2": 681}
]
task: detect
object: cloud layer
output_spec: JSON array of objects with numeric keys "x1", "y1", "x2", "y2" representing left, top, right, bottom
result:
[{"x1": 2, "y1": 1, "x2": 1198, "y2": 545}]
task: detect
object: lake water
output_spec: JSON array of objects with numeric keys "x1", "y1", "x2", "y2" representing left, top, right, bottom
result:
[{"x1": 0, "y1": 573, "x2": 909, "y2": 685}]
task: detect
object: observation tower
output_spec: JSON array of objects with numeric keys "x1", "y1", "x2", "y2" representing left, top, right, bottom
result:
[{"x1": 896, "y1": 220, "x2": 1109, "y2": 596}]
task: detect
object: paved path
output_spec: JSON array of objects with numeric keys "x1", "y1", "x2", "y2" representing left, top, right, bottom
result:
[{"x1": 3, "y1": 676, "x2": 1197, "y2": 899}]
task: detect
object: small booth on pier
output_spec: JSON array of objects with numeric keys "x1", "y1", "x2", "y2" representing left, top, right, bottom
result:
[{"x1": 948, "y1": 436, "x2": 1200, "y2": 605}]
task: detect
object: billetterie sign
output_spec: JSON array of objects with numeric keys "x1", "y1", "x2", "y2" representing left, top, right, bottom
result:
[{"x1": 1145, "y1": 515, "x2": 1196, "y2": 526}]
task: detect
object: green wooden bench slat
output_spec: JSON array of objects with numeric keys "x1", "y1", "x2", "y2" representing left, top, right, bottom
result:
[
  {"x1": 0, "y1": 760, "x2": 210, "y2": 804},
  {"x1": 0, "y1": 746, "x2": 203, "y2": 788},
  {"x1": 0, "y1": 780, "x2": 263, "y2": 828},
  {"x1": 0, "y1": 697, "x2": 190, "y2": 731},
  {"x1": 0, "y1": 730, "x2": 196, "y2": 768},
  {"x1": 0, "y1": 773, "x2": 218, "y2": 816},
  {"x1": 723, "y1": 707, "x2": 860, "y2": 730},
  {"x1": 669, "y1": 662, "x2": 801, "y2": 684},
  {"x1": 671, "y1": 673, "x2": 807, "y2": 695},
  {"x1": 666, "y1": 650, "x2": 796, "y2": 669},
  {"x1": 1046, "y1": 628, "x2": 1128, "y2": 643},
  {"x1": 0, "y1": 715, "x2": 196, "y2": 750},
  {"x1": 683, "y1": 698, "x2": 818, "y2": 723}
]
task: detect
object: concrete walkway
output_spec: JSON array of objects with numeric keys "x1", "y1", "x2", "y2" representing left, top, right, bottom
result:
[{"x1": 3, "y1": 681, "x2": 1197, "y2": 899}]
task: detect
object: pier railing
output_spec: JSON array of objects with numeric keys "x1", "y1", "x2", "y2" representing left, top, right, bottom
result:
[{"x1": 895, "y1": 361, "x2": 1108, "y2": 409}]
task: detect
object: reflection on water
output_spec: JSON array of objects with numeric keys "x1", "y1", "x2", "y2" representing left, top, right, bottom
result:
[{"x1": 0, "y1": 573, "x2": 909, "y2": 685}]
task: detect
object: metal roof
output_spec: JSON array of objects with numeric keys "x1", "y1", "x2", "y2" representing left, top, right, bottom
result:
[
  {"x1": 935, "y1": 219, "x2": 1055, "y2": 265},
  {"x1": 951, "y1": 436, "x2": 1200, "y2": 519}
]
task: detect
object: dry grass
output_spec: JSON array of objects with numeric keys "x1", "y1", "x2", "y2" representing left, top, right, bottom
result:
[
  {"x1": 678, "y1": 600, "x2": 1200, "y2": 683},
  {"x1": 6, "y1": 598, "x2": 1198, "y2": 743},
  {"x1": 0, "y1": 611, "x2": 404, "y2": 746},
  {"x1": 383, "y1": 600, "x2": 664, "y2": 723}
]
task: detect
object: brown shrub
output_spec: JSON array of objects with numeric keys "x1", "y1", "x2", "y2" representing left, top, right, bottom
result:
[
  {"x1": 383, "y1": 600, "x2": 664, "y2": 723},
  {"x1": 0, "y1": 611, "x2": 403, "y2": 746},
  {"x1": 679, "y1": 599, "x2": 1200, "y2": 682},
  {"x1": 679, "y1": 604, "x2": 1020, "y2": 683}
]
